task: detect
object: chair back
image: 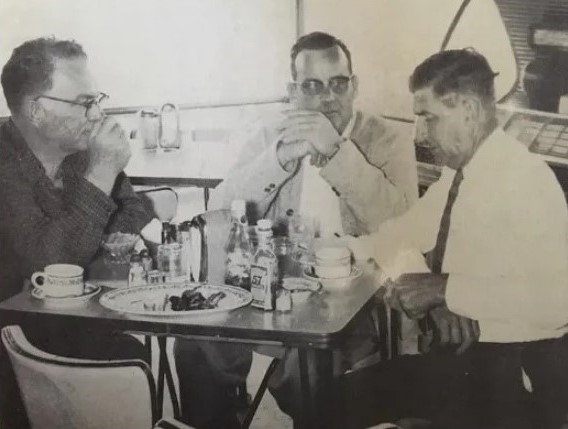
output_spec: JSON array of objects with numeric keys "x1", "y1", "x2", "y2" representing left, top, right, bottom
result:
[
  {"x1": 138, "y1": 187, "x2": 178, "y2": 222},
  {"x1": 1, "y1": 325, "x2": 157, "y2": 429}
]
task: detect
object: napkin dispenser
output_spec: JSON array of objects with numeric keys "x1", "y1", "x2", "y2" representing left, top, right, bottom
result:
[{"x1": 188, "y1": 215, "x2": 208, "y2": 283}]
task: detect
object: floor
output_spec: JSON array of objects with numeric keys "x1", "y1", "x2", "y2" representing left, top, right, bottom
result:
[{"x1": 152, "y1": 337, "x2": 292, "y2": 429}]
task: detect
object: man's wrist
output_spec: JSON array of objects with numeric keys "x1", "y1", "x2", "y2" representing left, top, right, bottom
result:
[{"x1": 435, "y1": 273, "x2": 449, "y2": 304}]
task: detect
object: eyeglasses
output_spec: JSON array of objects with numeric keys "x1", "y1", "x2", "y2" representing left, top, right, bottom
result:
[
  {"x1": 295, "y1": 76, "x2": 353, "y2": 96},
  {"x1": 34, "y1": 92, "x2": 109, "y2": 118}
]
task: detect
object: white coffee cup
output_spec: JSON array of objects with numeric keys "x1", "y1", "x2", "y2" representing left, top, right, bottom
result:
[
  {"x1": 31, "y1": 264, "x2": 85, "y2": 298},
  {"x1": 314, "y1": 246, "x2": 352, "y2": 279}
]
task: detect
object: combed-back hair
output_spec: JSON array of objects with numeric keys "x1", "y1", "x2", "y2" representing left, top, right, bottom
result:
[
  {"x1": 290, "y1": 31, "x2": 352, "y2": 80},
  {"x1": 1, "y1": 37, "x2": 86, "y2": 114},
  {"x1": 409, "y1": 48, "x2": 498, "y2": 106}
]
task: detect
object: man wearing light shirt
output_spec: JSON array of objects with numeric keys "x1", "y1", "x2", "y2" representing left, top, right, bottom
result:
[
  {"x1": 344, "y1": 49, "x2": 568, "y2": 429},
  {"x1": 203, "y1": 31, "x2": 418, "y2": 424},
  {"x1": 210, "y1": 31, "x2": 417, "y2": 236}
]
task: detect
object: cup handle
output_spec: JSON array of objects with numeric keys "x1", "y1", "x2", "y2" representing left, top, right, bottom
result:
[{"x1": 31, "y1": 272, "x2": 45, "y2": 289}]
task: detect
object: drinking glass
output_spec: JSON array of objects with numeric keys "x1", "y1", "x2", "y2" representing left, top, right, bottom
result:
[
  {"x1": 157, "y1": 243, "x2": 185, "y2": 280},
  {"x1": 287, "y1": 215, "x2": 317, "y2": 265}
]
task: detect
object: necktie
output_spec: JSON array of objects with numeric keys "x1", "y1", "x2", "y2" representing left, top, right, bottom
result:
[
  {"x1": 419, "y1": 168, "x2": 464, "y2": 352},
  {"x1": 428, "y1": 168, "x2": 464, "y2": 274}
]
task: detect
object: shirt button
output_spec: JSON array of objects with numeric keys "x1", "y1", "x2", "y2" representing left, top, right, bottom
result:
[
  {"x1": 269, "y1": 183, "x2": 276, "y2": 188},
  {"x1": 264, "y1": 187, "x2": 270, "y2": 193},
  {"x1": 286, "y1": 208, "x2": 294, "y2": 216}
]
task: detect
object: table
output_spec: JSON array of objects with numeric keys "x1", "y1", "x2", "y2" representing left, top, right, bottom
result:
[
  {"x1": 125, "y1": 140, "x2": 235, "y2": 209},
  {"x1": 0, "y1": 275, "x2": 383, "y2": 429}
]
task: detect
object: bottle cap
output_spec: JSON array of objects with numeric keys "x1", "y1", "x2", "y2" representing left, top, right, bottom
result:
[
  {"x1": 130, "y1": 253, "x2": 142, "y2": 263},
  {"x1": 230, "y1": 200, "x2": 246, "y2": 216}
]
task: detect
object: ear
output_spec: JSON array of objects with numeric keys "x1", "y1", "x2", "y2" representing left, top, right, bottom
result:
[
  {"x1": 461, "y1": 96, "x2": 481, "y2": 125},
  {"x1": 29, "y1": 99, "x2": 46, "y2": 126},
  {"x1": 351, "y1": 75, "x2": 359, "y2": 97},
  {"x1": 287, "y1": 82, "x2": 298, "y2": 104}
]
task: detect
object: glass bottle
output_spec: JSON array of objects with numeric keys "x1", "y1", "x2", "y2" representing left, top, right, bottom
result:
[
  {"x1": 250, "y1": 219, "x2": 279, "y2": 311},
  {"x1": 224, "y1": 200, "x2": 252, "y2": 290}
]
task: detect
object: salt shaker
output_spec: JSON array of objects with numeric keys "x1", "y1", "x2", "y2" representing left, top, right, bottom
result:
[
  {"x1": 128, "y1": 254, "x2": 146, "y2": 287},
  {"x1": 139, "y1": 249, "x2": 153, "y2": 272}
]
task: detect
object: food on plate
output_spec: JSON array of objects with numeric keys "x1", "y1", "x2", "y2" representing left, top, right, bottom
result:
[{"x1": 169, "y1": 288, "x2": 226, "y2": 311}]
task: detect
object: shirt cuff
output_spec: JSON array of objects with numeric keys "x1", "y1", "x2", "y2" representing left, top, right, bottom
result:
[{"x1": 445, "y1": 273, "x2": 499, "y2": 320}]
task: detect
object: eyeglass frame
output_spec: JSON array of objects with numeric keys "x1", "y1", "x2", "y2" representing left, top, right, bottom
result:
[
  {"x1": 33, "y1": 92, "x2": 109, "y2": 118},
  {"x1": 292, "y1": 75, "x2": 354, "y2": 96}
]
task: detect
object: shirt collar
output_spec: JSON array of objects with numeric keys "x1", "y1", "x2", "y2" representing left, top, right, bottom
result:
[
  {"x1": 460, "y1": 127, "x2": 505, "y2": 179},
  {"x1": 3, "y1": 119, "x2": 47, "y2": 182},
  {"x1": 2, "y1": 119, "x2": 87, "y2": 184}
]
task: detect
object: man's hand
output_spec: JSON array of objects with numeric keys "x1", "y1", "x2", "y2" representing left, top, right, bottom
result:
[
  {"x1": 278, "y1": 110, "x2": 343, "y2": 157},
  {"x1": 429, "y1": 305, "x2": 480, "y2": 355},
  {"x1": 276, "y1": 139, "x2": 326, "y2": 170},
  {"x1": 392, "y1": 273, "x2": 448, "y2": 319},
  {"x1": 85, "y1": 117, "x2": 131, "y2": 194}
]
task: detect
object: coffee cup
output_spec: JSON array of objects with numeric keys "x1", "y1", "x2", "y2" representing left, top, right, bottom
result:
[
  {"x1": 31, "y1": 264, "x2": 85, "y2": 298},
  {"x1": 314, "y1": 246, "x2": 352, "y2": 279}
]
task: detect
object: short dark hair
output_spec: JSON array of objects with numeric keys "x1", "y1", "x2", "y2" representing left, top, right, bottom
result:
[
  {"x1": 409, "y1": 48, "x2": 498, "y2": 106},
  {"x1": 1, "y1": 37, "x2": 86, "y2": 114},
  {"x1": 290, "y1": 31, "x2": 352, "y2": 80}
]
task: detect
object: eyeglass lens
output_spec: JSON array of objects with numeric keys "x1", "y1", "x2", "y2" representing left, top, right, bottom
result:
[
  {"x1": 85, "y1": 94, "x2": 107, "y2": 119},
  {"x1": 300, "y1": 77, "x2": 350, "y2": 96}
]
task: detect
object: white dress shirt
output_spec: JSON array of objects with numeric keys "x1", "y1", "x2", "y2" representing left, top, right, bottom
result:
[
  {"x1": 354, "y1": 128, "x2": 568, "y2": 342},
  {"x1": 299, "y1": 115, "x2": 356, "y2": 238}
]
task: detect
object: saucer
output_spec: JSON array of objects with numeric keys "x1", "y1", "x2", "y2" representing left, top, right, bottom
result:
[
  {"x1": 302, "y1": 266, "x2": 362, "y2": 292},
  {"x1": 282, "y1": 277, "x2": 321, "y2": 302},
  {"x1": 303, "y1": 265, "x2": 362, "y2": 281},
  {"x1": 32, "y1": 283, "x2": 101, "y2": 308}
]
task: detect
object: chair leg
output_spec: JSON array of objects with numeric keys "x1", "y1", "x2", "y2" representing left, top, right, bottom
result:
[
  {"x1": 157, "y1": 337, "x2": 181, "y2": 419},
  {"x1": 240, "y1": 358, "x2": 280, "y2": 429}
]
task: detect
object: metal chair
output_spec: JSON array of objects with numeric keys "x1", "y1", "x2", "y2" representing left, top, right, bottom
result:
[
  {"x1": 138, "y1": 187, "x2": 179, "y2": 222},
  {"x1": 1, "y1": 325, "x2": 192, "y2": 429}
]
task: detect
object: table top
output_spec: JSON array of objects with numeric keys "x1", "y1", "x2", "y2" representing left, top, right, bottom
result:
[
  {"x1": 0, "y1": 274, "x2": 382, "y2": 349},
  {"x1": 125, "y1": 140, "x2": 234, "y2": 188}
]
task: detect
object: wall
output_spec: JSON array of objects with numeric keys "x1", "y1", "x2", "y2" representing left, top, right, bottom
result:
[
  {"x1": 302, "y1": 0, "x2": 517, "y2": 119},
  {"x1": 0, "y1": 0, "x2": 296, "y2": 116}
]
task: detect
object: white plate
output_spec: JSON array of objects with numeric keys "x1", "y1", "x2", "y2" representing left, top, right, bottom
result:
[
  {"x1": 99, "y1": 283, "x2": 252, "y2": 317},
  {"x1": 32, "y1": 283, "x2": 101, "y2": 308}
]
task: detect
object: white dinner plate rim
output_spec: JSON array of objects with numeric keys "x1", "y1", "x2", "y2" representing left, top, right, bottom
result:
[{"x1": 99, "y1": 282, "x2": 252, "y2": 317}]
